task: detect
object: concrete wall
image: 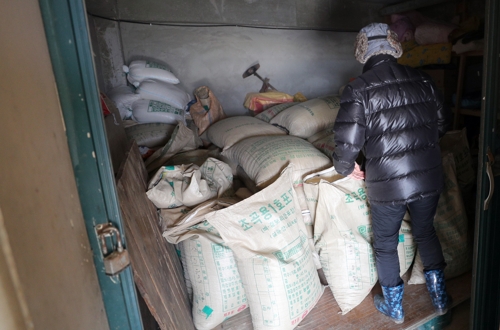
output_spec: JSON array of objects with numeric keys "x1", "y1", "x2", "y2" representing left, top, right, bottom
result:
[
  {"x1": 89, "y1": 17, "x2": 126, "y2": 93},
  {"x1": 0, "y1": 2, "x2": 109, "y2": 329},
  {"x1": 90, "y1": 17, "x2": 365, "y2": 116},
  {"x1": 87, "y1": 1, "x2": 483, "y2": 116},
  {"x1": 120, "y1": 24, "x2": 362, "y2": 115},
  {"x1": 86, "y1": 1, "x2": 384, "y2": 116},
  {"x1": 86, "y1": 0, "x2": 384, "y2": 30}
]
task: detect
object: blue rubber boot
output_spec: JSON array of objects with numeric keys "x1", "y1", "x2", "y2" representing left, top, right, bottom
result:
[
  {"x1": 374, "y1": 284, "x2": 405, "y2": 324},
  {"x1": 424, "y1": 269, "x2": 450, "y2": 315}
]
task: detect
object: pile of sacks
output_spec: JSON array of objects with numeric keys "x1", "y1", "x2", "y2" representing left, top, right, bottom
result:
[
  {"x1": 137, "y1": 91, "x2": 472, "y2": 329},
  {"x1": 107, "y1": 59, "x2": 195, "y2": 159},
  {"x1": 110, "y1": 59, "x2": 191, "y2": 124},
  {"x1": 142, "y1": 96, "x2": 340, "y2": 329},
  {"x1": 155, "y1": 165, "x2": 325, "y2": 330}
]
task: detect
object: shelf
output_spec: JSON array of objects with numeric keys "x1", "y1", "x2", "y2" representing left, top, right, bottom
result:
[
  {"x1": 452, "y1": 50, "x2": 484, "y2": 57},
  {"x1": 459, "y1": 108, "x2": 481, "y2": 117},
  {"x1": 453, "y1": 51, "x2": 484, "y2": 129}
]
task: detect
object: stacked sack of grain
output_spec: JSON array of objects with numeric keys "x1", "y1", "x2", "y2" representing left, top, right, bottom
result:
[
  {"x1": 123, "y1": 59, "x2": 191, "y2": 125},
  {"x1": 187, "y1": 116, "x2": 288, "y2": 177},
  {"x1": 106, "y1": 60, "x2": 196, "y2": 160},
  {"x1": 408, "y1": 152, "x2": 472, "y2": 284},
  {"x1": 146, "y1": 157, "x2": 233, "y2": 209},
  {"x1": 267, "y1": 95, "x2": 340, "y2": 139},
  {"x1": 162, "y1": 198, "x2": 249, "y2": 330},
  {"x1": 107, "y1": 84, "x2": 140, "y2": 120},
  {"x1": 255, "y1": 95, "x2": 340, "y2": 160},
  {"x1": 144, "y1": 156, "x2": 242, "y2": 329},
  {"x1": 205, "y1": 166, "x2": 325, "y2": 330},
  {"x1": 206, "y1": 116, "x2": 287, "y2": 151},
  {"x1": 303, "y1": 166, "x2": 416, "y2": 314},
  {"x1": 159, "y1": 166, "x2": 325, "y2": 329},
  {"x1": 220, "y1": 134, "x2": 331, "y2": 219},
  {"x1": 140, "y1": 121, "x2": 203, "y2": 172},
  {"x1": 306, "y1": 126, "x2": 336, "y2": 160}
]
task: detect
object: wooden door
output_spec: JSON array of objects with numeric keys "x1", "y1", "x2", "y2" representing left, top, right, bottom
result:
[
  {"x1": 38, "y1": 0, "x2": 143, "y2": 328},
  {"x1": 0, "y1": 1, "x2": 109, "y2": 329}
]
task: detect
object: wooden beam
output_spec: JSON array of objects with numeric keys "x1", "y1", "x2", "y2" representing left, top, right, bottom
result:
[{"x1": 379, "y1": 0, "x2": 456, "y2": 16}]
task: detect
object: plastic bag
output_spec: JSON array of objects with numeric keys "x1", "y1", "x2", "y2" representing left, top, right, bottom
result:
[{"x1": 243, "y1": 91, "x2": 294, "y2": 114}]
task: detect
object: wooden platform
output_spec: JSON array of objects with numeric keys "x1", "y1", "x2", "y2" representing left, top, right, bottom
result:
[
  {"x1": 116, "y1": 142, "x2": 472, "y2": 330},
  {"x1": 215, "y1": 271, "x2": 471, "y2": 330}
]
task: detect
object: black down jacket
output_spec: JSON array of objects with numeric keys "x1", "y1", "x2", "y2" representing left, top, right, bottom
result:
[{"x1": 332, "y1": 54, "x2": 450, "y2": 205}]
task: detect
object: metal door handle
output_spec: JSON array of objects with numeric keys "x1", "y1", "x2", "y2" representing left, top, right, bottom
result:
[{"x1": 484, "y1": 148, "x2": 495, "y2": 210}]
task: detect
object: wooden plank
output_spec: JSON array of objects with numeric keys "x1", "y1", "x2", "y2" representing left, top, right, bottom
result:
[
  {"x1": 379, "y1": 0, "x2": 451, "y2": 16},
  {"x1": 217, "y1": 271, "x2": 472, "y2": 329},
  {"x1": 116, "y1": 142, "x2": 195, "y2": 330},
  {"x1": 459, "y1": 109, "x2": 481, "y2": 117}
]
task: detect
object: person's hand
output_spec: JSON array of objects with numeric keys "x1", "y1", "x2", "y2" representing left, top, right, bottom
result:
[{"x1": 348, "y1": 163, "x2": 365, "y2": 180}]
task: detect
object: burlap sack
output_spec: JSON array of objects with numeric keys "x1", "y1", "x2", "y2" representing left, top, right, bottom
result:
[
  {"x1": 222, "y1": 135, "x2": 332, "y2": 217},
  {"x1": 125, "y1": 122, "x2": 177, "y2": 148},
  {"x1": 136, "y1": 79, "x2": 191, "y2": 110},
  {"x1": 303, "y1": 166, "x2": 343, "y2": 225},
  {"x1": 190, "y1": 86, "x2": 226, "y2": 135},
  {"x1": 124, "y1": 60, "x2": 180, "y2": 86},
  {"x1": 131, "y1": 99, "x2": 186, "y2": 125},
  {"x1": 269, "y1": 96, "x2": 340, "y2": 139},
  {"x1": 254, "y1": 102, "x2": 298, "y2": 122},
  {"x1": 311, "y1": 133, "x2": 336, "y2": 160},
  {"x1": 206, "y1": 116, "x2": 286, "y2": 151},
  {"x1": 439, "y1": 128, "x2": 476, "y2": 191},
  {"x1": 206, "y1": 167, "x2": 324, "y2": 330},
  {"x1": 146, "y1": 158, "x2": 233, "y2": 209},
  {"x1": 306, "y1": 127, "x2": 334, "y2": 144},
  {"x1": 315, "y1": 177, "x2": 415, "y2": 314},
  {"x1": 144, "y1": 121, "x2": 203, "y2": 174},
  {"x1": 409, "y1": 153, "x2": 472, "y2": 284},
  {"x1": 163, "y1": 198, "x2": 248, "y2": 330}
]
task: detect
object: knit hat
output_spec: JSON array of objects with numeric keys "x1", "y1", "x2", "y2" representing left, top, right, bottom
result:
[{"x1": 354, "y1": 23, "x2": 403, "y2": 64}]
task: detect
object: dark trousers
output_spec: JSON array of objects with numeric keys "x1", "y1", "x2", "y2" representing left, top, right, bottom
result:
[{"x1": 371, "y1": 195, "x2": 446, "y2": 287}]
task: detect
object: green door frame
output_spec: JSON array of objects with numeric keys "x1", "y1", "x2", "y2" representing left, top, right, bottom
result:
[
  {"x1": 38, "y1": 0, "x2": 143, "y2": 329},
  {"x1": 471, "y1": 0, "x2": 500, "y2": 328}
]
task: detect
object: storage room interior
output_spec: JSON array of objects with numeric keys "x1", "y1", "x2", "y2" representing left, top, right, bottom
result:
[
  {"x1": 84, "y1": 0, "x2": 488, "y2": 329},
  {"x1": 4, "y1": 0, "x2": 499, "y2": 329}
]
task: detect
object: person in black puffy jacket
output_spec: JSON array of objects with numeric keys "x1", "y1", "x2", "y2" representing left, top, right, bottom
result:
[{"x1": 332, "y1": 23, "x2": 451, "y2": 324}]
